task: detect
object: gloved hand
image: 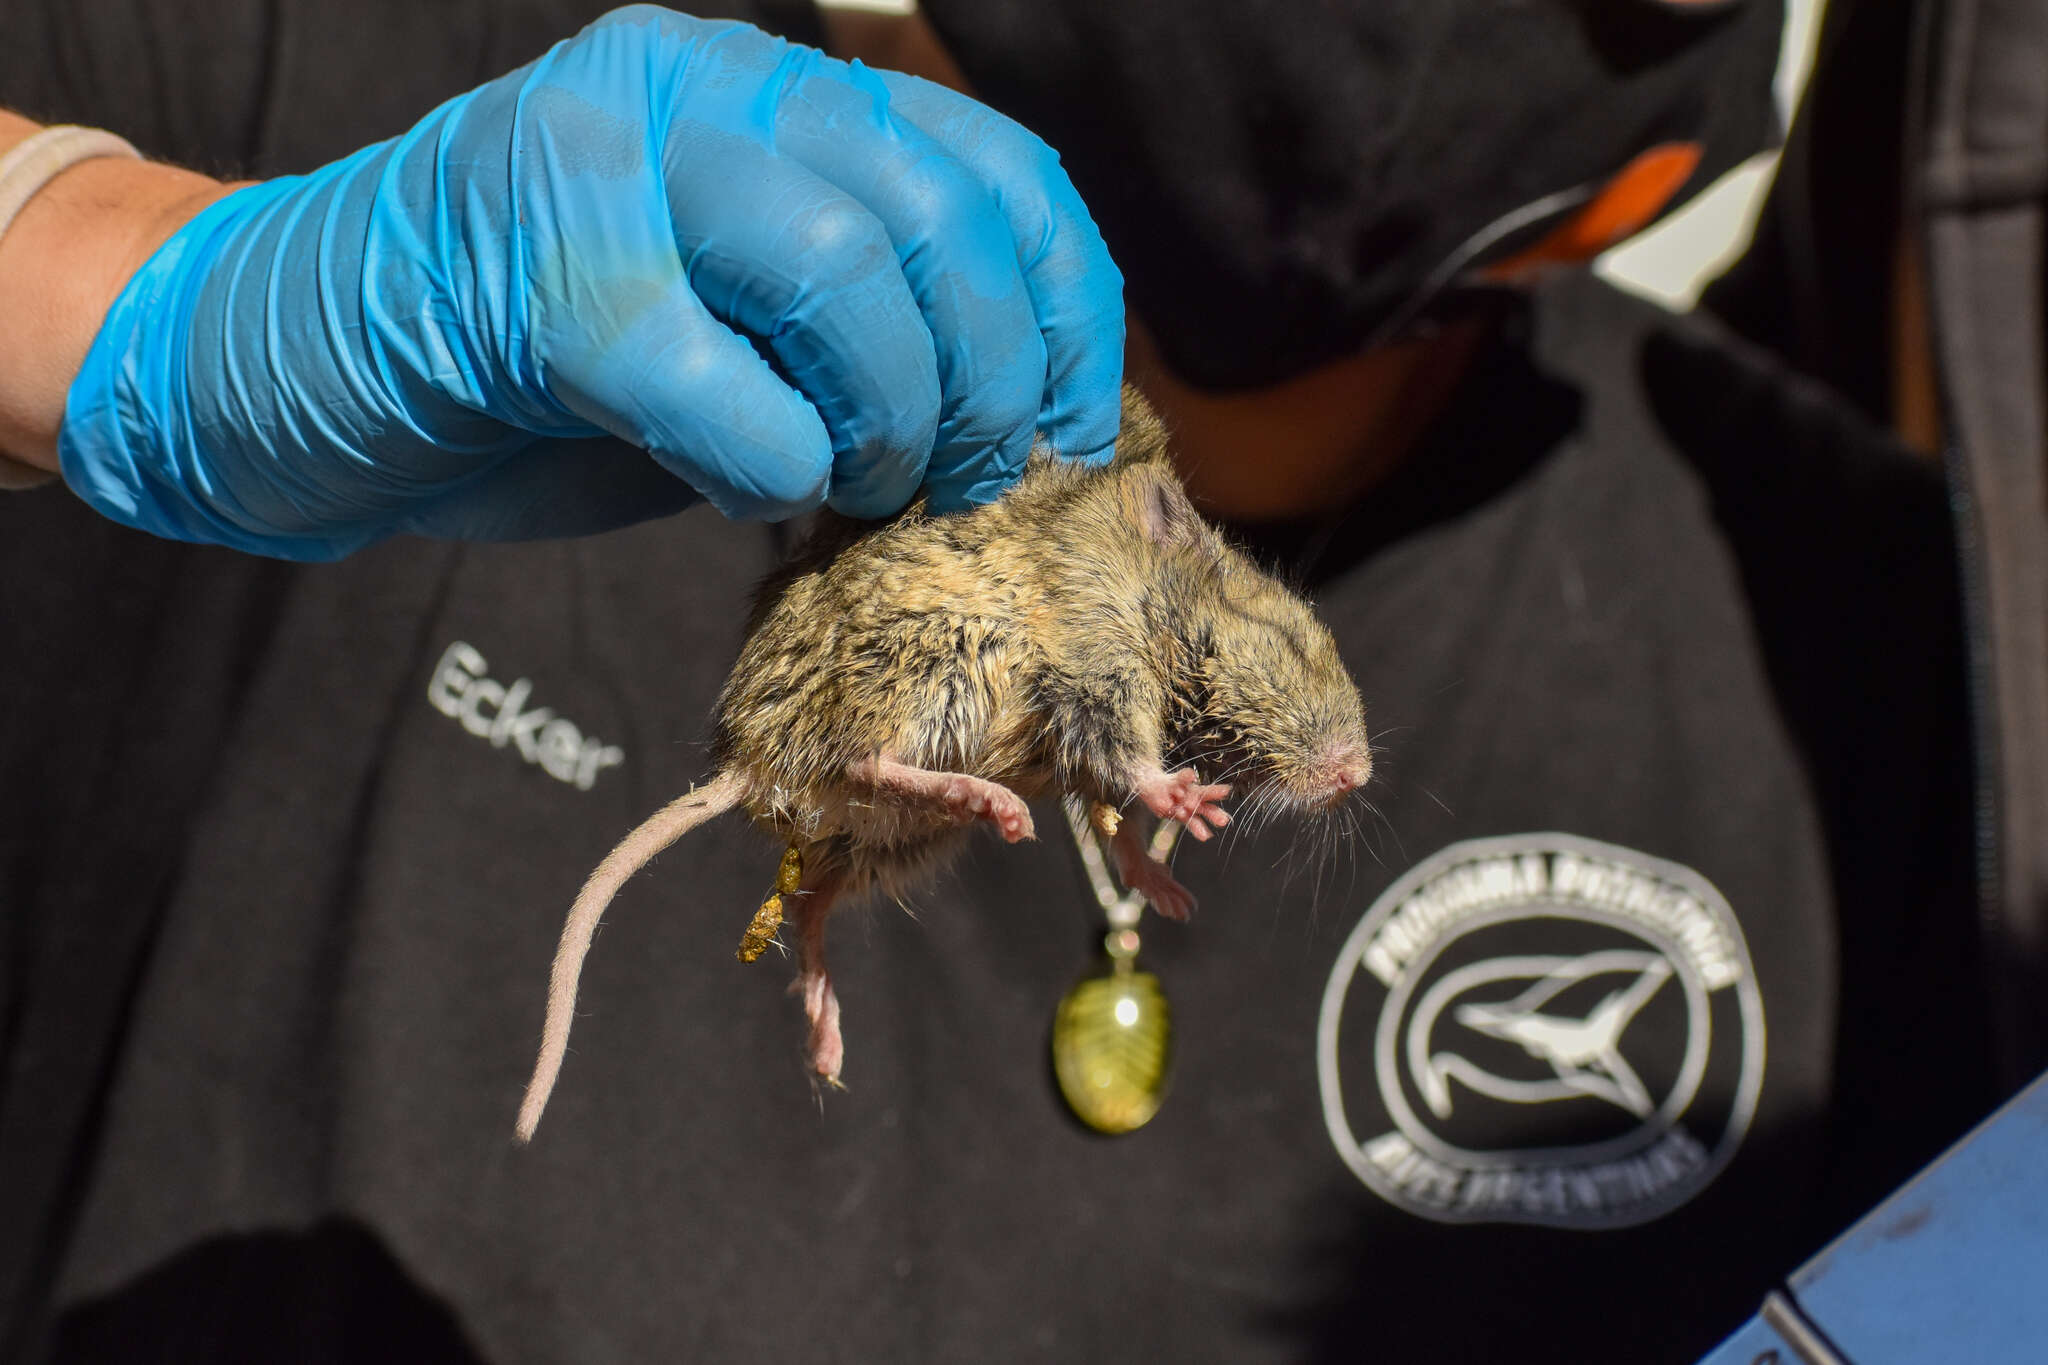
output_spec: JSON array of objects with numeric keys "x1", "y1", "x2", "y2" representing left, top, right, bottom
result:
[{"x1": 58, "y1": 6, "x2": 1124, "y2": 560}]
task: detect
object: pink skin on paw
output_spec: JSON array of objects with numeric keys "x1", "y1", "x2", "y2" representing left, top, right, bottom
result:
[
  {"x1": 940, "y1": 774, "x2": 1035, "y2": 842},
  {"x1": 855, "y1": 756, "x2": 1036, "y2": 843},
  {"x1": 1134, "y1": 765, "x2": 1232, "y2": 839},
  {"x1": 1114, "y1": 838, "x2": 1196, "y2": 921},
  {"x1": 790, "y1": 868, "x2": 847, "y2": 1086},
  {"x1": 801, "y1": 970, "x2": 843, "y2": 1084}
]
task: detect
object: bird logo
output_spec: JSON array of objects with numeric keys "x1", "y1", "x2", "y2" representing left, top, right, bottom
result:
[
  {"x1": 1319, "y1": 834, "x2": 1766, "y2": 1228},
  {"x1": 1408, "y1": 950, "x2": 1675, "y2": 1120}
]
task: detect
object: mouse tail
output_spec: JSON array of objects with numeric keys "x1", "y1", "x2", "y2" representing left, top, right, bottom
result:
[{"x1": 516, "y1": 770, "x2": 746, "y2": 1143}]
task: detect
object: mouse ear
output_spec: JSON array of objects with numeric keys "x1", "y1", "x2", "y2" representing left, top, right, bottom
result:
[{"x1": 1122, "y1": 463, "x2": 1207, "y2": 550}]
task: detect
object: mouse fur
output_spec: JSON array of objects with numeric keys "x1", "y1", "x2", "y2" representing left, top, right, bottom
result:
[{"x1": 516, "y1": 389, "x2": 1372, "y2": 1142}]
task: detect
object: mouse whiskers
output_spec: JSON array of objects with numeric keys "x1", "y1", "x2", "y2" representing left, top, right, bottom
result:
[
  {"x1": 1216, "y1": 774, "x2": 1290, "y2": 853},
  {"x1": 1271, "y1": 806, "x2": 1359, "y2": 927}
]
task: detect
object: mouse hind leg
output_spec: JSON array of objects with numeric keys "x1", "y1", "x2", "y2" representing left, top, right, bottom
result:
[
  {"x1": 849, "y1": 754, "x2": 1036, "y2": 843},
  {"x1": 789, "y1": 861, "x2": 849, "y2": 1086}
]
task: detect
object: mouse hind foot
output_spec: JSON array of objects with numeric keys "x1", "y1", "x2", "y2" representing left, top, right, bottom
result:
[
  {"x1": 789, "y1": 863, "x2": 849, "y2": 1086},
  {"x1": 801, "y1": 969, "x2": 845, "y2": 1085},
  {"x1": 1111, "y1": 818, "x2": 1196, "y2": 921},
  {"x1": 851, "y1": 754, "x2": 1036, "y2": 843}
]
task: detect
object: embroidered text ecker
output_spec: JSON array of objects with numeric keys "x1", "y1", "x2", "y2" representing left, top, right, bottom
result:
[{"x1": 427, "y1": 641, "x2": 624, "y2": 791}]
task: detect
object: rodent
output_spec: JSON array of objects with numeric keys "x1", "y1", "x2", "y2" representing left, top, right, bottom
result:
[{"x1": 515, "y1": 388, "x2": 1373, "y2": 1142}]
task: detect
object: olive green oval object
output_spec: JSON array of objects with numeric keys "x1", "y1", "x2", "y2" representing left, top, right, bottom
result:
[{"x1": 1052, "y1": 968, "x2": 1173, "y2": 1134}]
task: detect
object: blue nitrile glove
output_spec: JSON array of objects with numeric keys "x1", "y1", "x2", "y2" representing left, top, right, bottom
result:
[{"x1": 58, "y1": 6, "x2": 1124, "y2": 561}]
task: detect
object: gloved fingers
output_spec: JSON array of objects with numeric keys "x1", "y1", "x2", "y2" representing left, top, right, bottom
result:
[
  {"x1": 769, "y1": 59, "x2": 1047, "y2": 513},
  {"x1": 659, "y1": 57, "x2": 944, "y2": 519},
  {"x1": 870, "y1": 69, "x2": 1125, "y2": 471},
  {"x1": 481, "y1": 14, "x2": 927, "y2": 521},
  {"x1": 541, "y1": 274, "x2": 836, "y2": 522},
  {"x1": 395, "y1": 434, "x2": 704, "y2": 542}
]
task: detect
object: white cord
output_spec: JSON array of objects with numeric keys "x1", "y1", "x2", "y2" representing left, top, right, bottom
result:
[{"x1": 1061, "y1": 796, "x2": 1181, "y2": 932}]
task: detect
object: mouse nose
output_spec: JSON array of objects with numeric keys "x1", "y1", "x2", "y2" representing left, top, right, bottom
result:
[
  {"x1": 1329, "y1": 763, "x2": 1370, "y2": 798},
  {"x1": 1318, "y1": 746, "x2": 1372, "y2": 803}
]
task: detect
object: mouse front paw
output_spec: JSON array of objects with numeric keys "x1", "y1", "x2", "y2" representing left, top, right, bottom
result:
[{"x1": 1133, "y1": 766, "x2": 1233, "y2": 840}]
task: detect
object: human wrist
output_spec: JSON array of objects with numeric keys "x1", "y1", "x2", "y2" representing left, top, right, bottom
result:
[
  {"x1": 58, "y1": 179, "x2": 360, "y2": 557},
  {"x1": 0, "y1": 111, "x2": 238, "y2": 472}
]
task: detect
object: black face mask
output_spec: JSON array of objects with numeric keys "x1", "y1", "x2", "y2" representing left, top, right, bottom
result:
[{"x1": 922, "y1": 0, "x2": 1784, "y2": 389}]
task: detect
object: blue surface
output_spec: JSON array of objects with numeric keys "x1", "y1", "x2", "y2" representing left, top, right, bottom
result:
[
  {"x1": 1702, "y1": 1070, "x2": 2048, "y2": 1363},
  {"x1": 1696, "y1": 1310, "x2": 1805, "y2": 1365},
  {"x1": 1788, "y1": 1069, "x2": 2048, "y2": 1362}
]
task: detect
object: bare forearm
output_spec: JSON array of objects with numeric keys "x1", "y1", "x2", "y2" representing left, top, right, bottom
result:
[{"x1": 0, "y1": 110, "x2": 236, "y2": 471}]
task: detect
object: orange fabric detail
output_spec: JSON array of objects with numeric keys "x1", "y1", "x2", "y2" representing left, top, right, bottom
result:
[{"x1": 1477, "y1": 142, "x2": 1704, "y2": 284}]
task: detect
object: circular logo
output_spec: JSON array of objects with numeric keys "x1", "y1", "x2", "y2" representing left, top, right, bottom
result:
[{"x1": 1317, "y1": 833, "x2": 1764, "y2": 1228}]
